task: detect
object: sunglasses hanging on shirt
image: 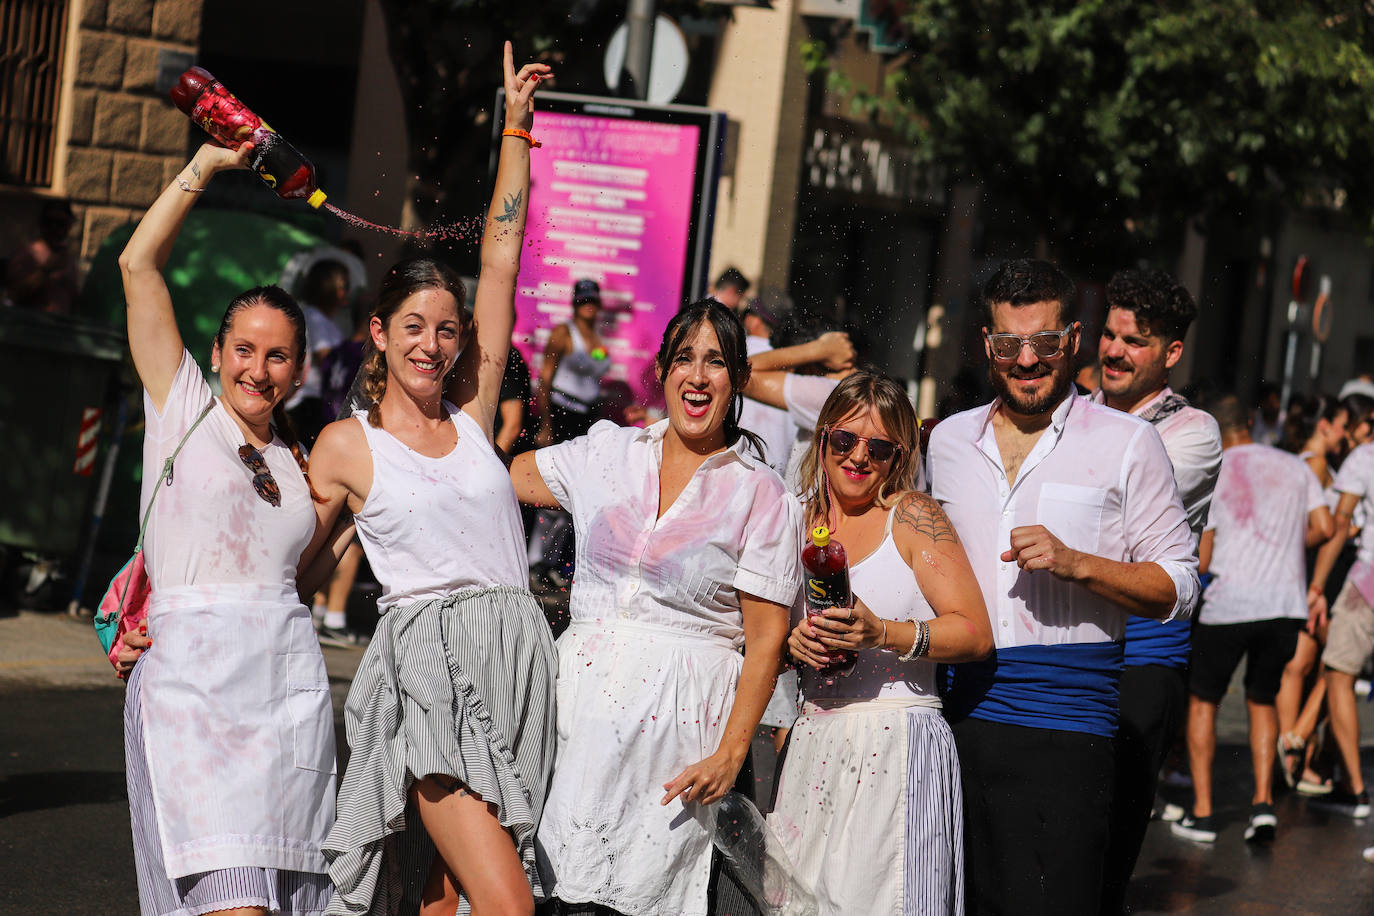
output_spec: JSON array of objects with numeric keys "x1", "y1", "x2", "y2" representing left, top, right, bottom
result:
[{"x1": 238, "y1": 444, "x2": 282, "y2": 507}]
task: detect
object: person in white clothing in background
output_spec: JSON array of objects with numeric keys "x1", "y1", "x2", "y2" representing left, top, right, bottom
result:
[
  {"x1": 777, "y1": 371, "x2": 992, "y2": 916},
  {"x1": 303, "y1": 46, "x2": 556, "y2": 916},
  {"x1": 511, "y1": 300, "x2": 802, "y2": 916},
  {"x1": 1171, "y1": 394, "x2": 1332, "y2": 845}
]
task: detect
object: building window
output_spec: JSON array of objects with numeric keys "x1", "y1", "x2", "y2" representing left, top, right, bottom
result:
[{"x1": 0, "y1": 0, "x2": 69, "y2": 187}]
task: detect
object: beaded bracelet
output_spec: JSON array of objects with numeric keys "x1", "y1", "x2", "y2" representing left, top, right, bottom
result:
[{"x1": 502, "y1": 128, "x2": 542, "y2": 148}]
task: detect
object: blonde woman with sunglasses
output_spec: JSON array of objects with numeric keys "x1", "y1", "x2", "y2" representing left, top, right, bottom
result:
[{"x1": 773, "y1": 370, "x2": 992, "y2": 916}]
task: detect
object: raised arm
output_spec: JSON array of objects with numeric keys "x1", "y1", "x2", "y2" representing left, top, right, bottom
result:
[
  {"x1": 452, "y1": 43, "x2": 550, "y2": 435},
  {"x1": 749, "y1": 331, "x2": 854, "y2": 373},
  {"x1": 741, "y1": 369, "x2": 787, "y2": 410},
  {"x1": 120, "y1": 142, "x2": 250, "y2": 410}
]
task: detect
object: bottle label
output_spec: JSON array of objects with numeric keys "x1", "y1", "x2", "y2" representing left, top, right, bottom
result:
[
  {"x1": 805, "y1": 569, "x2": 851, "y2": 612},
  {"x1": 189, "y1": 81, "x2": 314, "y2": 199}
]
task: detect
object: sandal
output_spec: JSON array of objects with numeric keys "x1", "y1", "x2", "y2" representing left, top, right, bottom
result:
[
  {"x1": 1297, "y1": 773, "x2": 1334, "y2": 796},
  {"x1": 1277, "y1": 732, "x2": 1305, "y2": 789}
]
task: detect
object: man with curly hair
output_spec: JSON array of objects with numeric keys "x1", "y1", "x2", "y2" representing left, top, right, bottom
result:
[{"x1": 1092, "y1": 269, "x2": 1223, "y2": 907}]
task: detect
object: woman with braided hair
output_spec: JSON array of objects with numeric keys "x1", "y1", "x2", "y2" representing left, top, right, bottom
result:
[
  {"x1": 302, "y1": 44, "x2": 556, "y2": 916},
  {"x1": 116, "y1": 138, "x2": 336, "y2": 915}
]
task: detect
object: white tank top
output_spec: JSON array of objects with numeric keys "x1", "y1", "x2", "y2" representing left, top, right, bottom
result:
[
  {"x1": 550, "y1": 321, "x2": 609, "y2": 412},
  {"x1": 351, "y1": 402, "x2": 528, "y2": 612},
  {"x1": 801, "y1": 509, "x2": 939, "y2": 702}
]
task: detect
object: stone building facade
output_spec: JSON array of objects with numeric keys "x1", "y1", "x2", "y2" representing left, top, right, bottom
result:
[{"x1": 1, "y1": 0, "x2": 204, "y2": 269}]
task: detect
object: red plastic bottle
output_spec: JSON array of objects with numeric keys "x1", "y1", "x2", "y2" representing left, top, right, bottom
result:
[
  {"x1": 802, "y1": 525, "x2": 856, "y2": 677},
  {"x1": 169, "y1": 67, "x2": 328, "y2": 209}
]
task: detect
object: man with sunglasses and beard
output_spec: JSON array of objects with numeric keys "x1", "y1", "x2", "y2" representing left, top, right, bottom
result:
[
  {"x1": 1092, "y1": 270, "x2": 1222, "y2": 912},
  {"x1": 926, "y1": 259, "x2": 1199, "y2": 916}
]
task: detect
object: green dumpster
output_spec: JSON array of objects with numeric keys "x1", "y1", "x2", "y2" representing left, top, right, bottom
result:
[{"x1": 0, "y1": 310, "x2": 127, "y2": 554}]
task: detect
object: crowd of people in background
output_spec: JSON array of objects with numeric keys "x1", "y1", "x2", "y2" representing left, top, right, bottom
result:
[{"x1": 13, "y1": 40, "x2": 1374, "y2": 916}]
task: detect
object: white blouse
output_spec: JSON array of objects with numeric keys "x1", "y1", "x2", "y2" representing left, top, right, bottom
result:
[{"x1": 535, "y1": 419, "x2": 803, "y2": 646}]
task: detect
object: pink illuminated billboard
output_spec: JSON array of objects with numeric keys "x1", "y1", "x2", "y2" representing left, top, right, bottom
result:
[{"x1": 492, "y1": 92, "x2": 725, "y2": 410}]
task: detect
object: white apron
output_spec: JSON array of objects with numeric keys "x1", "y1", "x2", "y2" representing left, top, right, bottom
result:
[
  {"x1": 537, "y1": 619, "x2": 743, "y2": 916},
  {"x1": 139, "y1": 582, "x2": 336, "y2": 879}
]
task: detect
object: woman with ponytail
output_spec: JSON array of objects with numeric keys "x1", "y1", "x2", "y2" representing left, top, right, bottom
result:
[
  {"x1": 302, "y1": 45, "x2": 557, "y2": 916},
  {"x1": 116, "y1": 139, "x2": 335, "y2": 915},
  {"x1": 509, "y1": 299, "x2": 803, "y2": 916}
]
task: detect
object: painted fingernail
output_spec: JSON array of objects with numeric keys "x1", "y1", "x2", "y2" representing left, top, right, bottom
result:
[
  {"x1": 531, "y1": 74, "x2": 540, "y2": 82},
  {"x1": 140, "y1": 625, "x2": 147, "y2": 634}
]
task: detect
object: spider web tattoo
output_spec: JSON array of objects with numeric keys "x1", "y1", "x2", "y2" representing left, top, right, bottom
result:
[
  {"x1": 894, "y1": 493, "x2": 960, "y2": 545},
  {"x1": 495, "y1": 189, "x2": 523, "y2": 223}
]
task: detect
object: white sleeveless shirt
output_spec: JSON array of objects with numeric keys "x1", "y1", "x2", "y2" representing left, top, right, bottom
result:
[
  {"x1": 352, "y1": 402, "x2": 527, "y2": 612},
  {"x1": 549, "y1": 321, "x2": 608, "y2": 412},
  {"x1": 801, "y1": 509, "x2": 939, "y2": 701}
]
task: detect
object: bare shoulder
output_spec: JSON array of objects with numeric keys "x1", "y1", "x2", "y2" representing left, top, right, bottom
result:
[
  {"x1": 891, "y1": 490, "x2": 960, "y2": 547},
  {"x1": 546, "y1": 324, "x2": 571, "y2": 350},
  {"x1": 311, "y1": 417, "x2": 367, "y2": 476}
]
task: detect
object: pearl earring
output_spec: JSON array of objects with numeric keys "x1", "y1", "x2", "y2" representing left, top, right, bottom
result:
[
  {"x1": 211, "y1": 364, "x2": 219, "y2": 372},
  {"x1": 294, "y1": 379, "x2": 302, "y2": 387}
]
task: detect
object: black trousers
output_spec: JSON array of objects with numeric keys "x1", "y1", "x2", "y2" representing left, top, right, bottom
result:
[
  {"x1": 1099, "y1": 664, "x2": 1187, "y2": 916},
  {"x1": 953, "y1": 716, "x2": 1115, "y2": 916}
]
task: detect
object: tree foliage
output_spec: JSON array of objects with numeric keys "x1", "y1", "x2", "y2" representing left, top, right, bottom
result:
[{"x1": 804, "y1": 2, "x2": 1374, "y2": 256}]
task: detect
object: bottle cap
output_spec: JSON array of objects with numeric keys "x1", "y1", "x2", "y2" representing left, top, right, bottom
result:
[
  {"x1": 169, "y1": 66, "x2": 215, "y2": 113},
  {"x1": 811, "y1": 525, "x2": 831, "y2": 547},
  {"x1": 307, "y1": 189, "x2": 327, "y2": 209}
]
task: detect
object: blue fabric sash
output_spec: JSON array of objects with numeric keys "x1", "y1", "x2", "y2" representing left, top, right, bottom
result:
[
  {"x1": 945, "y1": 641, "x2": 1124, "y2": 738},
  {"x1": 1123, "y1": 616, "x2": 1192, "y2": 669}
]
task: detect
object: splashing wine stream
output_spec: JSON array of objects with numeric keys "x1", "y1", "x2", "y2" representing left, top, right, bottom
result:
[{"x1": 323, "y1": 203, "x2": 484, "y2": 244}]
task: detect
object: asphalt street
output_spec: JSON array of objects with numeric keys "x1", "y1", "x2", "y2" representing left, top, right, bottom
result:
[{"x1": 3, "y1": 609, "x2": 1374, "y2": 914}]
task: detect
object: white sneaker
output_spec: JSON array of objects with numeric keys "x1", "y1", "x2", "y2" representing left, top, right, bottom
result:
[{"x1": 1159, "y1": 802, "x2": 1186, "y2": 823}]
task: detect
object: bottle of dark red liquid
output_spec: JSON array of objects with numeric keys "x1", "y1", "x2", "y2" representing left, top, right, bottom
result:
[
  {"x1": 802, "y1": 525, "x2": 856, "y2": 678},
  {"x1": 170, "y1": 67, "x2": 328, "y2": 209}
]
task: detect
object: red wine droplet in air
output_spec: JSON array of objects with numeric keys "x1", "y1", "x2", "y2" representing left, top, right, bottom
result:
[{"x1": 324, "y1": 202, "x2": 483, "y2": 244}]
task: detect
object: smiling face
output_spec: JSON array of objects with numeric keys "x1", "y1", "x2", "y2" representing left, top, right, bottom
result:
[
  {"x1": 985, "y1": 299, "x2": 1079, "y2": 418},
  {"x1": 822, "y1": 406, "x2": 899, "y2": 509},
  {"x1": 659, "y1": 319, "x2": 736, "y2": 451},
  {"x1": 372, "y1": 287, "x2": 463, "y2": 401},
  {"x1": 211, "y1": 302, "x2": 303, "y2": 429},
  {"x1": 1098, "y1": 306, "x2": 1181, "y2": 413}
]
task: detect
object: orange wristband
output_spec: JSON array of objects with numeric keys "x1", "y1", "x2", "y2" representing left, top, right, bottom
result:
[{"x1": 502, "y1": 128, "x2": 541, "y2": 149}]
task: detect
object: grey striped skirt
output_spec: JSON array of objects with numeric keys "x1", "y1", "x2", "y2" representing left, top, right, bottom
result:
[
  {"x1": 323, "y1": 586, "x2": 557, "y2": 916},
  {"x1": 125, "y1": 659, "x2": 333, "y2": 916}
]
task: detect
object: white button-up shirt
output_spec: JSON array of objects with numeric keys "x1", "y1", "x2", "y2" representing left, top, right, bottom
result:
[
  {"x1": 927, "y1": 392, "x2": 1199, "y2": 648},
  {"x1": 536, "y1": 419, "x2": 803, "y2": 646}
]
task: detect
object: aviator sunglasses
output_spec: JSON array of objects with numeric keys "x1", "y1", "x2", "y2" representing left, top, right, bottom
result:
[
  {"x1": 984, "y1": 323, "x2": 1078, "y2": 361},
  {"x1": 824, "y1": 426, "x2": 901, "y2": 463},
  {"x1": 238, "y1": 444, "x2": 282, "y2": 507}
]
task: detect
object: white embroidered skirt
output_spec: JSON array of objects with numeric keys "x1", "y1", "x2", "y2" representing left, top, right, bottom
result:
[{"x1": 768, "y1": 698, "x2": 964, "y2": 916}]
